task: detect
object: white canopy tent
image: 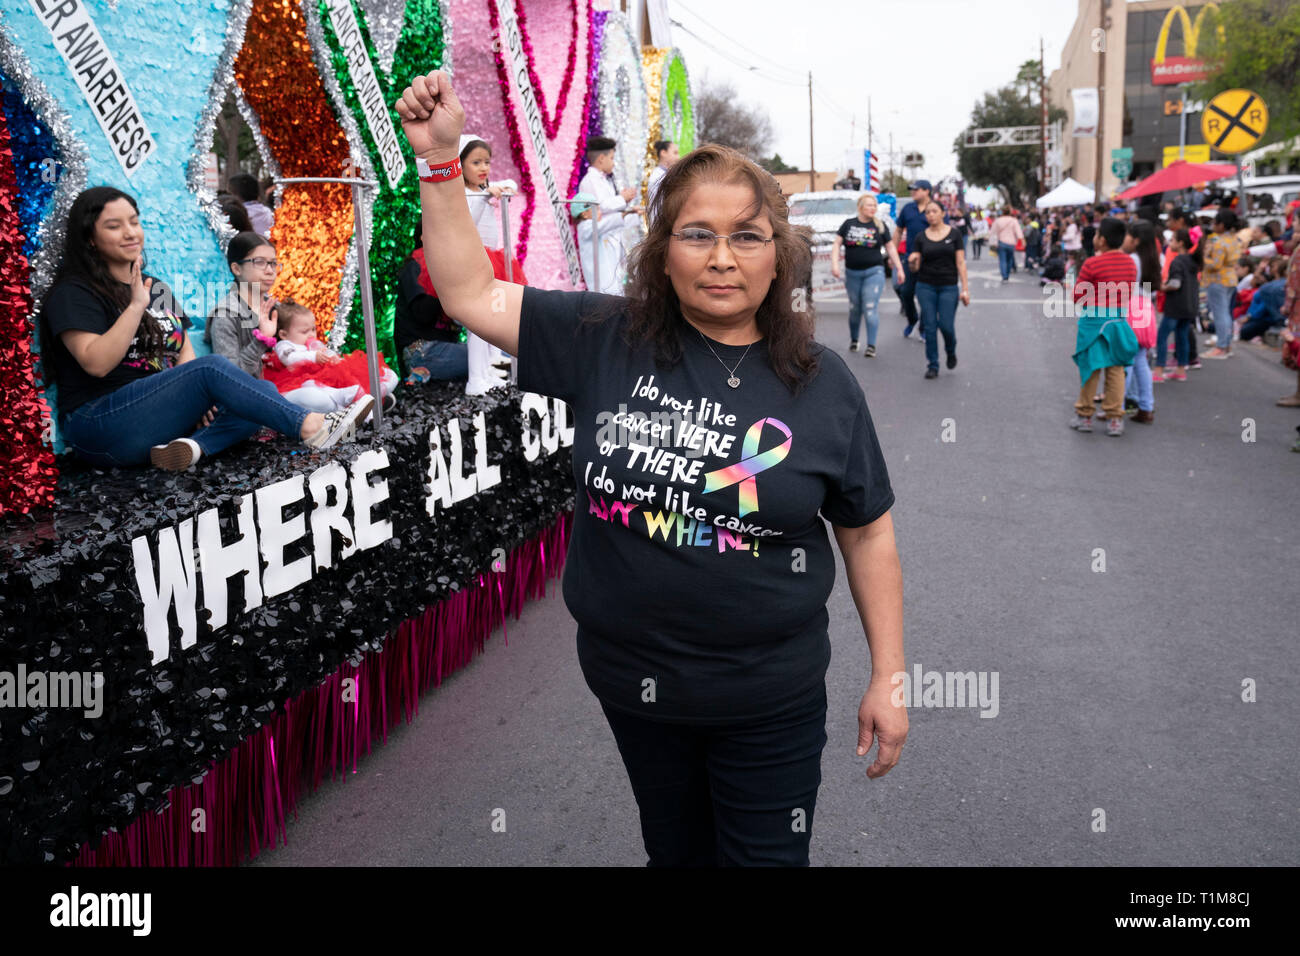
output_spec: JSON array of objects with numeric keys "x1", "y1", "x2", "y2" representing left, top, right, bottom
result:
[{"x1": 1036, "y1": 178, "x2": 1095, "y2": 208}]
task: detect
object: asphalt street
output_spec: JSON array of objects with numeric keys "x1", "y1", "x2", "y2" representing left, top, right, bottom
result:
[{"x1": 256, "y1": 254, "x2": 1298, "y2": 866}]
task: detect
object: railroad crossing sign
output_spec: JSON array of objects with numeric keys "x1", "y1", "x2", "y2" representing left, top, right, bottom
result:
[{"x1": 1201, "y1": 89, "x2": 1268, "y2": 155}]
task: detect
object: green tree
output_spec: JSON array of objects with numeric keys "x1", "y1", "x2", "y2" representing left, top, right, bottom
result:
[
  {"x1": 880, "y1": 170, "x2": 910, "y2": 196},
  {"x1": 1193, "y1": 0, "x2": 1300, "y2": 143},
  {"x1": 759, "y1": 152, "x2": 796, "y2": 173},
  {"x1": 953, "y1": 83, "x2": 1066, "y2": 204}
]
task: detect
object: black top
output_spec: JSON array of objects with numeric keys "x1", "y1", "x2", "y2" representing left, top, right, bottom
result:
[
  {"x1": 1164, "y1": 253, "x2": 1200, "y2": 319},
  {"x1": 517, "y1": 287, "x2": 894, "y2": 724},
  {"x1": 1082, "y1": 223, "x2": 1096, "y2": 255},
  {"x1": 394, "y1": 257, "x2": 460, "y2": 354},
  {"x1": 44, "y1": 276, "x2": 190, "y2": 416},
  {"x1": 911, "y1": 226, "x2": 962, "y2": 286},
  {"x1": 836, "y1": 217, "x2": 887, "y2": 270}
]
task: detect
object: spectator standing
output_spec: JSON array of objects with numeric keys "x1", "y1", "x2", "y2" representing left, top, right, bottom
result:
[
  {"x1": 989, "y1": 207, "x2": 1024, "y2": 283},
  {"x1": 645, "y1": 139, "x2": 679, "y2": 215},
  {"x1": 228, "y1": 172, "x2": 274, "y2": 236},
  {"x1": 1069, "y1": 217, "x2": 1138, "y2": 436},
  {"x1": 1201, "y1": 209, "x2": 1244, "y2": 358}
]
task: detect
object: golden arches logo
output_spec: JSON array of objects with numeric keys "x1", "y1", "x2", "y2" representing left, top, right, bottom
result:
[
  {"x1": 1153, "y1": 3, "x2": 1225, "y2": 61},
  {"x1": 1150, "y1": 4, "x2": 1225, "y2": 85}
]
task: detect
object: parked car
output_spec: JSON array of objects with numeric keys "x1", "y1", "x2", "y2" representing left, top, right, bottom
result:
[{"x1": 787, "y1": 190, "x2": 896, "y2": 244}]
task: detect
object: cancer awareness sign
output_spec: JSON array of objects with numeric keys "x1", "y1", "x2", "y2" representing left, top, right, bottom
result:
[
  {"x1": 323, "y1": 0, "x2": 406, "y2": 188},
  {"x1": 26, "y1": 0, "x2": 156, "y2": 176},
  {"x1": 495, "y1": 0, "x2": 582, "y2": 286}
]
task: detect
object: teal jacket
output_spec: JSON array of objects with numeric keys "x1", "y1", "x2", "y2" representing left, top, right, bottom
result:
[{"x1": 1074, "y1": 309, "x2": 1139, "y2": 385}]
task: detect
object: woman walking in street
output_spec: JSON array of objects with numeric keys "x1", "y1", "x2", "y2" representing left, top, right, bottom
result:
[
  {"x1": 908, "y1": 200, "x2": 970, "y2": 378},
  {"x1": 394, "y1": 70, "x2": 906, "y2": 867},
  {"x1": 830, "y1": 193, "x2": 904, "y2": 357}
]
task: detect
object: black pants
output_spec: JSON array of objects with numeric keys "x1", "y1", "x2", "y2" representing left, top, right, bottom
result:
[
  {"x1": 598, "y1": 686, "x2": 828, "y2": 866},
  {"x1": 897, "y1": 270, "x2": 919, "y2": 329}
]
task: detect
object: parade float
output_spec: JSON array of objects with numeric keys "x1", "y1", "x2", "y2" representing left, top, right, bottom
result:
[{"x1": 0, "y1": 0, "x2": 691, "y2": 866}]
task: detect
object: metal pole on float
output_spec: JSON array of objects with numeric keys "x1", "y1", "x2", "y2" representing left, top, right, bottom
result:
[
  {"x1": 555, "y1": 198, "x2": 601, "y2": 293},
  {"x1": 275, "y1": 175, "x2": 384, "y2": 429},
  {"x1": 500, "y1": 194, "x2": 517, "y2": 386}
]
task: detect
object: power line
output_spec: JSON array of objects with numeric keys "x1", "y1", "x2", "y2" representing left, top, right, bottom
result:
[
  {"x1": 673, "y1": 3, "x2": 805, "y2": 82},
  {"x1": 669, "y1": 20, "x2": 806, "y2": 87}
]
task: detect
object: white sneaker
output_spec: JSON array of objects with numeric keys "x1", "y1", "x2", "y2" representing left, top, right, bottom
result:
[
  {"x1": 304, "y1": 394, "x2": 375, "y2": 450},
  {"x1": 150, "y1": 437, "x2": 202, "y2": 471}
]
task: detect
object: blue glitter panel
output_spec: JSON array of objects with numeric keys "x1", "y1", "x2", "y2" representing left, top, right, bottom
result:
[{"x1": 0, "y1": 64, "x2": 58, "y2": 259}]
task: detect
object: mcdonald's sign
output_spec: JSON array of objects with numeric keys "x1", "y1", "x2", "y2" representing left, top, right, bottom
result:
[{"x1": 1150, "y1": 3, "x2": 1225, "y2": 86}]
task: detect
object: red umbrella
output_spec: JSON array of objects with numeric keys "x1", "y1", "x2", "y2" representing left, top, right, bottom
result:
[{"x1": 1116, "y1": 160, "x2": 1238, "y2": 200}]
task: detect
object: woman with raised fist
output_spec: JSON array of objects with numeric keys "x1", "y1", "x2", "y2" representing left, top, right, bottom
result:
[{"x1": 395, "y1": 71, "x2": 905, "y2": 867}]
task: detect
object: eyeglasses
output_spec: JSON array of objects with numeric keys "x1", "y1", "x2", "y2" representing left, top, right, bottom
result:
[
  {"x1": 239, "y1": 257, "x2": 279, "y2": 271},
  {"x1": 670, "y1": 228, "x2": 774, "y2": 256}
]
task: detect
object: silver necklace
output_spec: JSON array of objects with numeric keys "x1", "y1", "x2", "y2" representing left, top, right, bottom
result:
[{"x1": 697, "y1": 328, "x2": 755, "y2": 388}]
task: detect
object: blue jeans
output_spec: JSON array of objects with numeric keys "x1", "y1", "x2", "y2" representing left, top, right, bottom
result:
[
  {"x1": 915, "y1": 281, "x2": 960, "y2": 371},
  {"x1": 60, "y1": 354, "x2": 308, "y2": 467},
  {"x1": 996, "y1": 242, "x2": 1016, "y2": 280},
  {"x1": 1125, "y1": 347, "x2": 1154, "y2": 411},
  {"x1": 598, "y1": 684, "x2": 827, "y2": 866},
  {"x1": 1206, "y1": 283, "x2": 1234, "y2": 349},
  {"x1": 1156, "y1": 316, "x2": 1192, "y2": 368},
  {"x1": 402, "y1": 338, "x2": 469, "y2": 381},
  {"x1": 844, "y1": 265, "x2": 886, "y2": 346}
]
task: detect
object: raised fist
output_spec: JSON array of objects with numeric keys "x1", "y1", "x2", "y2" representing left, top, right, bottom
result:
[{"x1": 394, "y1": 70, "x2": 465, "y2": 159}]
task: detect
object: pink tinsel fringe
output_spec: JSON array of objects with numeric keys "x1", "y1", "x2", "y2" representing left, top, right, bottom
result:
[{"x1": 69, "y1": 512, "x2": 572, "y2": 867}]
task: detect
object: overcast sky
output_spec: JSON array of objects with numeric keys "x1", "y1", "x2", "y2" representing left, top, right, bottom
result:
[{"x1": 669, "y1": 0, "x2": 1082, "y2": 184}]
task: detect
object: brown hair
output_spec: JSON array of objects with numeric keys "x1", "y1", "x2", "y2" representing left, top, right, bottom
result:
[
  {"x1": 275, "y1": 299, "x2": 312, "y2": 336},
  {"x1": 614, "y1": 143, "x2": 818, "y2": 393}
]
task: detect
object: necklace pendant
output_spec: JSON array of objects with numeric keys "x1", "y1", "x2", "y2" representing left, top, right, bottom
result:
[{"x1": 727, "y1": 375, "x2": 740, "y2": 388}]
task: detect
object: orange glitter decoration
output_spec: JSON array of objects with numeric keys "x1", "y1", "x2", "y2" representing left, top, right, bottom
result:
[{"x1": 235, "y1": 0, "x2": 354, "y2": 340}]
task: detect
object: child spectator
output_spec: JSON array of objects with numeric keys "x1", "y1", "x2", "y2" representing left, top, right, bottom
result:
[
  {"x1": 1070, "y1": 217, "x2": 1139, "y2": 436},
  {"x1": 1122, "y1": 219, "x2": 1160, "y2": 423},
  {"x1": 262, "y1": 301, "x2": 397, "y2": 412},
  {"x1": 459, "y1": 133, "x2": 518, "y2": 394},
  {"x1": 395, "y1": 226, "x2": 468, "y2": 384},
  {"x1": 1040, "y1": 242, "x2": 1066, "y2": 286},
  {"x1": 570, "y1": 191, "x2": 627, "y2": 295},
  {"x1": 1152, "y1": 230, "x2": 1198, "y2": 383}
]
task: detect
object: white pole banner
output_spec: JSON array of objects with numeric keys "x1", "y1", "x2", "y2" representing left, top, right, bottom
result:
[
  {"x1": 1071, "y1": 88, "x2": 1098, "y2": 138},
  {"x1": 325, "y1": 0, "x2": 407, "y2": 189},
  {"x1": 28, "y1": 0, "x2": 156, "y2": 177},
  {"x1": 496, "y1": 0, "x2": 583, "y2": 286}
]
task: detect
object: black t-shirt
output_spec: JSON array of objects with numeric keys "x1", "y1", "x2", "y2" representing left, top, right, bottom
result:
[
  {"x1": 394, "y1": 257, "x2": 460, "y2": 353},
  {"x1": 1082, "y1": 223, "x2": 1096, "y2": 255},
  {"x1": 836, "y1": 217, "x2": 887, "y2": 270},
  {"x1": 911, "y1": 226, "x2": 962, "y2": 286},
  {"x1": 517, "y1": 287, "x2": 894, "y2": 724},
  {"x1": 1164, "y1": 253, "x2": 1200, "y2": 318},
  {"x1": 44, "y1": 276, "x2": 191, "y2": 415}
]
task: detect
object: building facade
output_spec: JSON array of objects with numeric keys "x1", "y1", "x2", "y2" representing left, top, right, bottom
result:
[{"x1": 1049, "y1": 0, "x2": 1224, "y2": 198}]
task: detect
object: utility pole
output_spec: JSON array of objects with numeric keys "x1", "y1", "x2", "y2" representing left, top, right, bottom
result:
[
  {"x1": 1039, "y1": 36, "x2": 1048, "y2": 196},
  {"x1": 1094, "y1": 0, "x2": 1108, "y2": 204},
  {"x1": 808, "y1": 71, "x2": 816, "y2": 192},
  {"x1": 868, "y1": 96, "x2": 873, "y2": 155}
]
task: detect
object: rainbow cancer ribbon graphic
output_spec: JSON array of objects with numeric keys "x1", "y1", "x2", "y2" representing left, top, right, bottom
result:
[{"x1": 702, "y1": 417, "x2": 792, "y2": 517}]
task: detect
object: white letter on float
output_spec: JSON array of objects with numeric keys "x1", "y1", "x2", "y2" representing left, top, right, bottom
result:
[
  {"x1": 473, "y1": 411, "x2": 502, "y2": 493},
  {"x1": 132, "y1": 519, "x2": 199, "y2": 665},
  {"x1": 426, "y1": 422, "x2": 453, "y2": 517},
  {"x1": 350, "y1": 448, "x2": 394, "y2": 551},
  {"x1": 196, "y1": 495, "x2": 263, "y2": 632},
  {"x1": 520, "y1": 392, "x2": 547, "y2": 462},
  {"x1": 553, "y1": 398, "x2": 574, "y2": 447},
  {"x1": 446, "y1": 418, "x2": 477, "y2": 504},
  {"x1": 308, "y1": 460, "x2": 356, "y2": 571},
  {"x1": 255, "y1": 474, "x2": 314, "y2": 599}
]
